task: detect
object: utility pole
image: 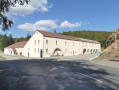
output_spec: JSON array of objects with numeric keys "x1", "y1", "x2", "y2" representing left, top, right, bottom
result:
[{"x1": 114, "y1": 28, "x2": 117, "y2": 49}]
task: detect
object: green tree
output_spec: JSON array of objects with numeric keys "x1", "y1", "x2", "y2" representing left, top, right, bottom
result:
[
  {"x1": 26, "y1": 34, "x2": 31, "y2": 40},
  {"x1": 1, "y1": 34, "x2": 9, "y2": 51},
  {"x1": 0, "y1": 0, "x2": 30, "y2": 31},
  {"x1": 54, "y1": 29, "x2": 57, "y2": 33},
  {"x1": 8, "y1": 34, "x2": 14, "y2": 45}
]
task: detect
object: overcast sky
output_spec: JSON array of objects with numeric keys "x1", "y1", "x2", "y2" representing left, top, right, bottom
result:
[{"x1": 1, "y1": 0, "x2": 119, "y2": 38}]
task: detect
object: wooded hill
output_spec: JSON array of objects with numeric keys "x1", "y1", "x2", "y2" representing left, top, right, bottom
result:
[{"x1": 61, "y1": 30, "x2": 113, "y2": 48}]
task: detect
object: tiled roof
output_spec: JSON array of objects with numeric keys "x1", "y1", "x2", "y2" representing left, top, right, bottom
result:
[
  {"x1": 37, "y1": 30, "x2": 100, "y2": 44},
  {"x1": 5, "y1": 41, "x2": 27, "y2": 51}
]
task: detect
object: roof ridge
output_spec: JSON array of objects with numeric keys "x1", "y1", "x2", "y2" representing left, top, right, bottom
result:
[{"x1": 37, "y1": 30, "x2": 100, "y2": 43}]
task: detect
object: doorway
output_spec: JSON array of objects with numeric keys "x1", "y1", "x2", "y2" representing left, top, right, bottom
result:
[
  {"x1": 40, "y1": 50, "x2": 43, "y2": 58},
  {"x1": 28, "y1": 52, "x2": 29, "y2": 57}
]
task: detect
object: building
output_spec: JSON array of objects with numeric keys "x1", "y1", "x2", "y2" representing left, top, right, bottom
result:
[
  {"x1": 4, "y1": 41, "x2": 27, "y2": 55},
  {"x1": 4, "y1": 30, "x2": 101, "y2": 58}
]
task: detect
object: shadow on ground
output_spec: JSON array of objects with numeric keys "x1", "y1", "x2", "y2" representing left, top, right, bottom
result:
[{"x1": 0, "y1": 59, "x2": 119, "y2": 90}]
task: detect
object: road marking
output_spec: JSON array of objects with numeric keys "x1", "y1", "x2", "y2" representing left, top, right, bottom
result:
[
  {"x1": 0, "y1": 69, "x2": 10, "y2": 72},
  {"x1": 77, "y1": 72, "x2": 103, "y2": 83},
  {"x1": 57, "y1": 66, "x2": 103, "y2": 83}
]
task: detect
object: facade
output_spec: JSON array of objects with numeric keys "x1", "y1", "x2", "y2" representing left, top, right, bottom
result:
[
  {"x1": 4, "y1": 41, "x2": 27, "y2": 55},
  {"x1": 24, "y1": 30, "x2": 101, "y2": 58},
  {"x1": 4, "y1": 30, "x2": 101, "y2": 58}
]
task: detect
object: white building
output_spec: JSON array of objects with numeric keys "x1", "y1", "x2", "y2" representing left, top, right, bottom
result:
[
  {"x1": 4, "y1": 41, "x2": 27, "y2": 55},
  {"x1": 4, "y1": 30, "x2": 101, "y2": 58}
]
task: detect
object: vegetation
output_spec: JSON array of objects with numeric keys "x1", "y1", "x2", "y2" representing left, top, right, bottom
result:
[
  {"x1": 1, "y1": 34, "x2": 14, "y2": 51},
  {"x1": 61, "y1": 30, "x2": 112, "y2": 48},
  {"x1": 0, "y1": 34, "x2": 31, "y2": 51},
  {"x1": 0, "y1": 0, "x2": 30, "y2": 31},
  {"x1": 0, "y1": 56, "x2": 6, "y2": 60}
]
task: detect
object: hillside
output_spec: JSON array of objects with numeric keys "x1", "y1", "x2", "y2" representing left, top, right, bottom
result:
[
  {"x1": 62, "y1": 30, "x2": 112, "y2": 48},
  {"x1": 95, "y1": 29, "x2": 119, "y2": 61},
  {"x1": 96, "y1": 29, "x2": 119, "y2": 60},
  {"x1": 105, "y1": 29, "x2": 119, "y2": 48},
  {"x1": 99, "y1": 40, "x2": 119, "y2": 60}
]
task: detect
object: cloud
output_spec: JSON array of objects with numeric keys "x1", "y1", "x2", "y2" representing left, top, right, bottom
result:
[
  {"x1": 60, "y1": 20, "x2": 82, "y2": 29},
  {"x1": 0, "y1": 30, "x2": 4, "y2": 34},
  {"x1": 17, "y1": 20, "x2": 58, "y2": 31},
  {"x1": 9, "y1": 0, "x2": 53, "y2": 16}
]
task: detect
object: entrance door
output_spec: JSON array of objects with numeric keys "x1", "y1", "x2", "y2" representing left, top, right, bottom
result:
[
  {"x1": 40, "y1": 50, "x2": 43, "y2": 58},
  {"x1": 28, "y1": 52, "x2": 29, "y2": 57}
]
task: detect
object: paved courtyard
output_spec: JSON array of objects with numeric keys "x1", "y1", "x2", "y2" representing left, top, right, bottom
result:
[
  {"x1": 0, "y1": 50, "x2": 99, "y2": 61},
  {"x1": 0, "y1": 57, "x2": 119, "y2": 90}
]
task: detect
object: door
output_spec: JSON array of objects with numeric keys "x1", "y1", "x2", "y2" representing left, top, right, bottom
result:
[
  {"x1": 40, "y1": 50, "x2": 43, "y2": 58},
  {"x1": 28, "y1": 52, "x2": 29, "y2": 57}
]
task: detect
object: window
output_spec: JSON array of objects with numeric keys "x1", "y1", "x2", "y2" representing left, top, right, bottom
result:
[
  {"x1": 38, "y1": 48, "x2": 40, "y2": 53},
  {"x1": 38, "y1": 40, "x2": 40, "y2": 45},
  {"x1": 34, "y1": 40, "x2": 36, "y2": 45},
  {"x1": 56, "y1": 41, "x2": 57, "y2": 45},
  {"x1": 46, "y1": 40, "x2": 48, "y2": 45},
  {"x1": 46, "y1": 48, "x2": 48, "y2": 53},
  {"x1": 65, "y1": 42, "x2": 67, "y2": 46},
  {"x1": 65, "y1": 49, "x2": 67, "y2": 53},
  {"x1": 34, "y1": 49, "x2": 36, "y2": 53},
  {"x1": 73, "y1": 42, "x2": 74, "y2": 46}
]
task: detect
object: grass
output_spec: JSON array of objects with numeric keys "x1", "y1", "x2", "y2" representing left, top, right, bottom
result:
[{"x1": 0, "y1": 56, "x2": 6, "y2": 60}]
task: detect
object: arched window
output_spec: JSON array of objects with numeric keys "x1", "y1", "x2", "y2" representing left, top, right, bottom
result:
[{"x1": 46, "y1": 40, "x2": 48, "y2": 45}]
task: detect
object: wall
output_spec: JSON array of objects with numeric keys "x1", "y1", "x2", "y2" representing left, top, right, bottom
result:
[
  {"x1": 43, "y1": 36, "x2": 101, "y2": 57},
  {"x1": 4, "y1": 48, "x2": 14, "y2": 55},
  {"x1": 24, "y1": 31, "x2": 44, "y2": 57}
]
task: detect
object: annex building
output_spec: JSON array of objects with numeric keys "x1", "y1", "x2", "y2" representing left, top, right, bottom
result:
[{"x1": 4, "y1": 30, "x2": 101, "y2": 58}]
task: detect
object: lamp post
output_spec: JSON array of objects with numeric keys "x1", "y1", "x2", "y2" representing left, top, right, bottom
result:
[{"x1": 114, "y1": 28, "x2": 117, "y2": 49}]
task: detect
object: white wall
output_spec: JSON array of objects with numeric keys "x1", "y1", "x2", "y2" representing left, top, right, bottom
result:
[
  {"x1": 4, "y1": 48, "x2": 14, "y2": 55},
  {"x1": 43, "y1": 37, "x2": 101, "y2": 57},
  {"x1": 24, "y1": 31, "x2": 44, "y2": 57},
  {"x1": 15, "y1": 48, "x2": 24, "y2": 55},
  {"x1": 4, "y1": 31, "x2": 101, "y2": 58}
]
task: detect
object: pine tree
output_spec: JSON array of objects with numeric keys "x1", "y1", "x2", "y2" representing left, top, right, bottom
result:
[
  {"x1": 1, "y1": 34, "x2": 9, "y2": 51},
  {"x1": 54, "y1": 29, "x2": 57, "y2": 33},
  {"x1": 8, "y1": 34, "x2": 14, "y2": 45},
  {"x1": 26, "y1": 34, "x2": 31, "y2": 40}
]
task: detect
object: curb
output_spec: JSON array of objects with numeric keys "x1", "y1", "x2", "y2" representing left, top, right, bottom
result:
[{"x1": 89, "y1": 54, "x2": 100, "y2": 61}]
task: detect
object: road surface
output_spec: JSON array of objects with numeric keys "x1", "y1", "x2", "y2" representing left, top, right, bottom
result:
[{"x1": 0, "y1": 58, "x2": 119, "y2": 90}]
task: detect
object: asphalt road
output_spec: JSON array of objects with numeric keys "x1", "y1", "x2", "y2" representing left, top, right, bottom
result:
[{"x1": 0, "y1": 59, "x2": 119, "y2": 90}]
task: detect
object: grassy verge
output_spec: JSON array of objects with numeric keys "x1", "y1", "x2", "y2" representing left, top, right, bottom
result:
[{"x1": 0, "y1": 56, "x2": 6, "y2": 60}]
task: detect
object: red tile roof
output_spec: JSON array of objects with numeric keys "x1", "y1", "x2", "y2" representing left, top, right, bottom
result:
[
  {"x1": 37, "y1": 30, "x2": 100, "y2": 44},
  {"x1": 5, "y1": 41, "x2": 27, "y2": 51}
]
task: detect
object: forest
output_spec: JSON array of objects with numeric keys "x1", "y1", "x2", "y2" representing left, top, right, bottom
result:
[{"x1": 61, "y1": 30, "x2": 112, "y2": 48}]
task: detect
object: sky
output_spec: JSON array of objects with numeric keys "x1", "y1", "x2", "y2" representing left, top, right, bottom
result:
[{"x1": 1, "y1": 0, "x2": 119, "y2": 38}]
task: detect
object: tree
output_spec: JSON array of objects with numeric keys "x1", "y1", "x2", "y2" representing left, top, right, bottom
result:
[
  {"x1": 8, "y1": 34, "x2": 14, "y2": 45},
  {"x1": 54, "y1": 29, "x2": 57, "y2": 33},
  {"x1": 1, "y1": 34, "x2": 9, "y2": 51},
  {"x1": 26, "y1": 33, "x2": 31, "y2": 40},
  {"x1": 0, "y1": 0, "x2": 30, "y2": 31}
]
